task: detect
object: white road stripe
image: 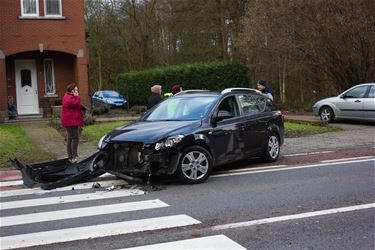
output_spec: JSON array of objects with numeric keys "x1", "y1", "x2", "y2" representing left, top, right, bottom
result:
[
  {"x1": 320, "y1": 156, "x2": 373, "y2": 163},
  {"x1": 0, "y1": 173, "x2": 116, "y2": 188},
  {"x1": 1, "y1": 199, "x2": 168, "y2": 227},
  {"x1": 0, "y1": 180, "x2": 22, "y2": 187},
  {"x1": 213, "y1": 165, "x2": 286, "y2": 175},
  {"x1": 283, "y1": 151, "x2": 334, "y2": 157},
  {"x1": 121, "y1": 234, "x2": 246, "y2": 250},
  {"x1": 1, "y1": 189, "x2": 144, "y2": 210},
  {"x1": 0, "y1": 179, "x2": 128, "y2": 198},
  {"x1": 212, "y1": 203, "x2": 375, "y2": 231},
  {"x1": 0, "y1": 215, "x2": 201, "y2": 249},
  {"x1": 212, "y1": 158, "x2": 375, "y2": 178}
]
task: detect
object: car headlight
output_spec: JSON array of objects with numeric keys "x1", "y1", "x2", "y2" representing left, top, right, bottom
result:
[
  {"x1": 155, "y1": 135, "x2": 184, "y2": 150},
  {"x1": 98, "y1": 135, "x2": 107, "y2": 149}
]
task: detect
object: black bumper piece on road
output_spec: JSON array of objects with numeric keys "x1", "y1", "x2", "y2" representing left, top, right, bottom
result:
[{"x1": 11, "y1": 153, "x2": 106, "y2": 190}]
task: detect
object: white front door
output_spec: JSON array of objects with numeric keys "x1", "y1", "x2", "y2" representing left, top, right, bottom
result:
[{"x1": 15, "y1": 59, "x2": 39, "y2": 115}]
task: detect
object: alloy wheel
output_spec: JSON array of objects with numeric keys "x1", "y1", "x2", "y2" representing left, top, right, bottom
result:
[
  {"x1": 267, "y1": 135, "x2": 279, "y2": 159},
  {"x1": 181, "y1": 151, "x2": 209, "y2": 180}
]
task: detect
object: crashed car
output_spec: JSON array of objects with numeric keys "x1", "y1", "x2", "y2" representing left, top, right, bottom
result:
[{"x1": 13, "y1": 88, "x2": 284, "y2": 189}]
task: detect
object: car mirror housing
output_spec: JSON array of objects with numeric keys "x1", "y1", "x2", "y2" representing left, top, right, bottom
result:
[{"x1": 213, "y1": 110, "x2": 234, "y2": 123}]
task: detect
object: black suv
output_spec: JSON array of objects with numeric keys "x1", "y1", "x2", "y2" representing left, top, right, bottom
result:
[
  {"x1": 13, "y1": 88, "x2": 284, "y2": 189},
  {"x1": 97, "y1": 88, "x2": 284, "y2": 184}
]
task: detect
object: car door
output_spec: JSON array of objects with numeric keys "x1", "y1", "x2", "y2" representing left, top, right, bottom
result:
[
  {"x1": 208, "y1": 96, "x2": 244, "y2": 165},
  {"x1": 335, "y1": 85, "x2": 368, "y2": 119},
  {"x1": 237, "y1": 93, "x2": 268, "y2": 156},
  {"x1": 363, "y1": 85, "x2": 375, "y2": 120}
]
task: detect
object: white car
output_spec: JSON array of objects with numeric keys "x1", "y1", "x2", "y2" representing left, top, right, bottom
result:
[{"x1": 312, "y1": 83, "x2": 375, "y2": 122}]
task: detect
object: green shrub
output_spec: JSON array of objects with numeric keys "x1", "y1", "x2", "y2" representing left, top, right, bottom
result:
[{"x1": 117, "y1": 61, "x2": 250, "y2": 105}]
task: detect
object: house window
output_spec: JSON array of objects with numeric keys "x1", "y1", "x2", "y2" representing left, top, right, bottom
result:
[
  {"x1": 21, "y1": 0, "x2": 39, "y2": 16},
  {"x1": 44, "y1": 0, "x2": 62, "y2": 16},
  {"x1": 43, "y1": 59, "x2": 56, "y2": 96}
]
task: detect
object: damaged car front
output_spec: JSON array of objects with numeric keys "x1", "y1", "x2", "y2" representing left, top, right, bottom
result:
[{"x1": 96, "y1": 94, "x2": 218, "y2": 183}]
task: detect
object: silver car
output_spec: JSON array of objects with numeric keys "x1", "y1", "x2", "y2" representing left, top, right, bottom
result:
[{"x1": 313, "y1": 83, "x2": 375, "y2": 122}]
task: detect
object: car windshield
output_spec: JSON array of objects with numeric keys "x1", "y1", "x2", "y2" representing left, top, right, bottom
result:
[
  {"x1": 103, "y1": 91, "x2": 120, "y2": 98},
  {"x1": 142, "y1": 96, "x2": 217, "y2": 121}
]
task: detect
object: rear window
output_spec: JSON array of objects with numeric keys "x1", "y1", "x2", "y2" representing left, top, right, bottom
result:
[{"x1": 238, "y1": 94, "x2": 266, "y2": 115}]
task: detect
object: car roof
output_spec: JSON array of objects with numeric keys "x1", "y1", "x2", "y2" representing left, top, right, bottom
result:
[{"x1": 173, "y1": 88, "x2": 262, "y2": 97}]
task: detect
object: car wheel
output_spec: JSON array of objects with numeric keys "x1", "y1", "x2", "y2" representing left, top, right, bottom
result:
[
  {"x1": 263, "y1": 133, "x2": 280, "y2": 163},
  {"x1": 319, "y1": 106, "x2": 335, "y2": 122},
  {"x1": 175, "y1": 146, "x2": 213, "y2": 184}
]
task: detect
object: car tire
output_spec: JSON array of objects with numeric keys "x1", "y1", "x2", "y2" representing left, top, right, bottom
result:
[
  {"x1": 263, "y1": 133, "x2": 280, "y2": 163},
  {"x1": 175, "y1": 146, "x2": 213, "y2": 184},
  {"x1": 319, "y1": 106, "x2": 335, "y2": 122}
]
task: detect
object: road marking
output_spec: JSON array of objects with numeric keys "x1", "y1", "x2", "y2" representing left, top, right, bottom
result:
[
  {"x1": 0, "y1": 179, "x2": 128, "y2": 198},
  {"x1": 121, "y1": 234, "x2": 246, "y2": 250},
  {"x1": 1, "y1": 199, "x2": 168, "y2": 227},
  {"x1": 214, "y1": 165, "x2": 287, "y2": 175},
  {"x1": 212, "y1": 203, "x2": 375, "y2": 231},
  {"x1": 0, "y1": 180, "x2": 22, "y2": 187},
  {"x1": 0, "y1": 215, "x2": 201, "y2": 249},
  {"x1": 211, "y1": 158, "x2": 375, "y2": 178},
  {"x1": 283, "y1": 151, "x2": 334, "y2": 157},
  {"x1": 320, "y1": 156, "x2": 374, "y2": 163},
  {"x1": 1, "y1": 189, "x2": 144, "y2": 210},
  {"x1": 0, "y1": 173, "x2": 116, "y2": 188}
]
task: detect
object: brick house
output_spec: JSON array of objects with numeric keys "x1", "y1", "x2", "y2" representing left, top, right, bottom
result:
[{"x1": 0, "y1": 0, "x2": 89, "y2": 122}]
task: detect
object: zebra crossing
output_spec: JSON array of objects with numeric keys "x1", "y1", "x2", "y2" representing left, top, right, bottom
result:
[{"x1": 0, "y1": 175, "x2": 245, "y2": 249}]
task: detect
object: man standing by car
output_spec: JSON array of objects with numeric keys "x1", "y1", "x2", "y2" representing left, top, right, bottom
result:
[
  {"x1": 257, "y1": 80, "x2": 274, "y2": 101},
  {"x1": 148, "y1": 85, "x2": 163, "y2": 109}
]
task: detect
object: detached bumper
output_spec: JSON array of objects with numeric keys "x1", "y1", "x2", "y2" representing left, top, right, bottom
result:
[{"x1": 11, "y1": 153, "x2": 106, "y2": 190}]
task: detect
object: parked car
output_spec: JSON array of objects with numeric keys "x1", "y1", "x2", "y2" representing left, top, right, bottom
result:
[
  {"x1": 13, "y1": 88, "x2": 284, "y2": 188},
  {"x1": 312, "y1": 83, "x2": 375, "y2": 122},
  {"x1": 97, "y1": 88, "x2": 284, "y2": 184},
  {"x1": 92, "y1": 90, "x2": 127, "y2": 109}
]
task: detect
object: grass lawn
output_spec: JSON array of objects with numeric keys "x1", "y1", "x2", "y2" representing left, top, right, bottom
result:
[
  {"x1": 0, "y1": 124, "x2": 54, "y2": 168},
  {"x1": 83, "y1": 121, "x2": 129, "y2": 145},
  {"x1": 284, "y1": 121, "x2": 340, "y2": 137}
]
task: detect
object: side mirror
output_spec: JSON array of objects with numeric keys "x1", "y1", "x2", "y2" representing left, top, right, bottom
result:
[{"x1": 213, "y1": 110, "x2": 234, "y2": 123}]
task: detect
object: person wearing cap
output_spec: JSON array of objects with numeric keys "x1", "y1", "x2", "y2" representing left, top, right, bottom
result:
[
  {"x1": 257, "y1": 80, "x2": 274, "y2": 101},
  {"x1": 148, "y1": 85, "x2": 163, "y2": 109}
]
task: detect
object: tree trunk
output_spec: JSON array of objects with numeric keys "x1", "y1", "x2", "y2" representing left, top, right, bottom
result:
[{"x1": 216, "y1": 0, "x2": 228, "y2": 60}]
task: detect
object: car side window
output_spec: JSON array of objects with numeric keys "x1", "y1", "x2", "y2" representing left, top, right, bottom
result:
[
  {"x1": 217, "y1": 96, "x2": 239, "y2": 117},
  {"x1": 344, "y1": 86, "x2": 368, "y2": 98},
  {"x1": 367, "y1": 86, "x2": 375, "y2": 98},
  {"x1": 238, "y1": 94, "x2": 266, "y2": 115}
]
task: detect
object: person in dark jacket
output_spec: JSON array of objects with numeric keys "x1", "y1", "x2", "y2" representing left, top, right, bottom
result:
[
  {"x1": 61, "y1": 83, "x2": 84, "y2": 163},
  {"x1": 257, "y1": 79, "x2": 274, "y2": 101},
  {"x1": 148, "y1": 85, "x2": 163, "y2": 109}
]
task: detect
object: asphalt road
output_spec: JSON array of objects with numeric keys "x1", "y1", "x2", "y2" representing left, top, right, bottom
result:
[{"x1": 1, "y1": 157, "x2": 374, "y2": 249}]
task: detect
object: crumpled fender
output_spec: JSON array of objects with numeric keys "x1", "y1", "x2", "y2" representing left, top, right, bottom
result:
[{"x1": 11, "y1": 152, "x2": 105, "y2": 190}]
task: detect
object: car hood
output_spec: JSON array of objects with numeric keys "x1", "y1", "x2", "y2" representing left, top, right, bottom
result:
[
  {"x1": 105, "y1": 97, "x2": 125, "y2": 101},
  {"x1": 104, "y1": 120, "x2": 202, "y2": 144}
]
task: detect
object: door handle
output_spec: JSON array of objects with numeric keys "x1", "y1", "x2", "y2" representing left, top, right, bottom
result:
[
  {"x1": 354, "y1": 100, "x2": 361, "y2": 103},
  {"x1": 35, "y1": 90, "x2": 38, "y2": 95}
]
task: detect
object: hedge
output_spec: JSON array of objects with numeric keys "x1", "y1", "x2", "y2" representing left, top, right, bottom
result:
[{"x1": 117, "y1": 61, "x2": 250, "y2": 106}]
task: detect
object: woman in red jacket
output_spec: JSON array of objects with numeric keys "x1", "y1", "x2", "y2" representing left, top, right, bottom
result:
[{"x1": 61, "y1": 83, "x2": 84, "y2": 163}]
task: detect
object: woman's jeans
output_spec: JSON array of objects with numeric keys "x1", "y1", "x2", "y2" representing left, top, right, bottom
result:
[{"x1": 65, "y1": 126, "x2": 80, "y2": 159}]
